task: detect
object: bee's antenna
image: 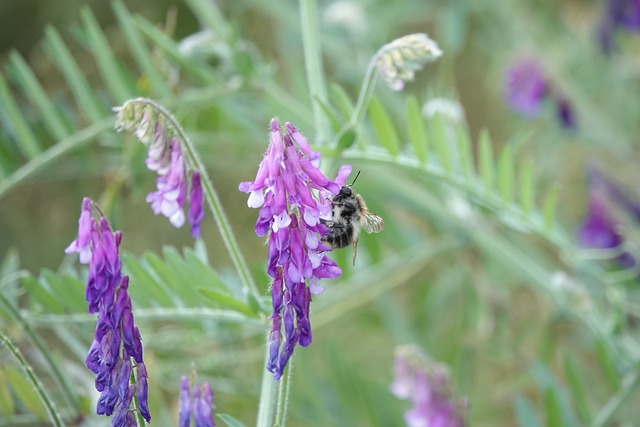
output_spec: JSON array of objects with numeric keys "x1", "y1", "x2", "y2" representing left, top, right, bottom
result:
[{"x1": 350, "y1": 170, "x2": 361, "y2": 187}]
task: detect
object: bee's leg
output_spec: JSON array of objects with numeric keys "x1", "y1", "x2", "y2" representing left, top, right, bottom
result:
[{"x1": 352, "y1": 238, "x2": 359, "y2": 265}]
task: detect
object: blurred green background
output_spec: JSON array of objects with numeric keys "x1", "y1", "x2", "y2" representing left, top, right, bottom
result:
[{"x1": 2, "y1": 0, "x2": 640, "y2": 426}]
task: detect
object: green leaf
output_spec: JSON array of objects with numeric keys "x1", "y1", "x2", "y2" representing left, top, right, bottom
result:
[
  {"x1": 198, "y1": 288, "x2": 259, "y2": 318},
  {"x1": 498, "y1": 145, "x2": 514, "y2": 201},
  {"x1": 478, "y1": 129, "x2": 494, "y2": 191},
  {"x1": 369, "y1": 97, "x2": 400, "y2": 156},
  {"x1": 41, "y1": 271, "x2": 86, "y2": 314},
  {"x1": 406, "y1": 96, "x2": 428, "y2": 164},
  {"x1": 336, "y1": 127, "x2": 357, "y2": 151},
  {"x1": 595, "y1": 337, "x2": 621, "y2": 389},
  {"x1": 5, "y1": 366, "x2": 46, "y2": 419},
  {"x1": 134, "y1": 17, "x2": 220, "y2": 85},
  {"x1": 519, "y1": 158, "x2": 535, "y2": 217},
  {"x1": 543, "y1": 186, "x2": 559, "y2": 232},
  {"x1": 22, "y1": 276, "x2": 64, "y2": 315},
  {"x1": 217, "y1": 413, "x2": 248, "y2": 427},
  {"x1": 122, "y1": 252, "x2": 176, "y2": 308},
  {"x1": 80, "y1": 7, "x2": 134, "y2": 103},
  {"x1": 431, "y1": 113, "x2": 452, "y2": 175},
  {"x1": 456, "y1": 126, "x2": 473, "y2": 182},
  {"x1": 514, "y1": 395, "x2": 541, "y2": 427},
  {"x1": 563, "y1": 354, "x2": 591, "y2": 423},
  {"x1": 43, "y1": 25, "x2": 105, "y2": 122},
  {"x1": 112, "y1": 0, "x2": 171, "y2": 98},
  {"x1": 315, "y1": 96, "x2": 342, "y2": 133},
  {"x1": 0, "y1": 72, "x2": 41, "y2": 158},
  {"x1": 543, "y1": 388, "x2": 564, "y2": 427},
  {"x1": 0, "y1": 371, "x2": 15, "y2": 417},
  {"x1": 329, "y1": 83, "x2": 355, "y2": 120},
  {"x1": 6, "y1": 51, "x2": 70, "y2": 141}
]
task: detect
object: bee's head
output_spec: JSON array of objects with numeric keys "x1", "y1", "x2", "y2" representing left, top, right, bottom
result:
[{"x1": 339, "y1": 186, "x2": 352, "y2": 196}]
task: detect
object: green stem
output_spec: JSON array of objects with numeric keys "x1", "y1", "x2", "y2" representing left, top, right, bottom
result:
[
  {"x1": 256, "y1": 338, "x2": 277, "y2": 427},
  {"x1": 590, "y1": 368, "x2": 640, "y2": 427},
  {"x1": 0, "y1": 294, "x2": 80, "y2": 415},
  {"x1": 331, "y1": 49, "x2": 383, "y2": 149},
  {"x1": 299, "y1": 0, "x2": 329, "y2": 143},
  {"x1": 0, "y1": 118, "x2": 113, "y2": 201},
  {"x1": 122, "y1": 99, "x2": 266, "y2": 313},
  {"x1": 0, "y1": 330, "x2": 66, "y2": 427},
  {"x1": 131, "y1": 361, "x2": 147, "y2": 427},
  {"x1": 273, "y1": 355, "x2": 293, "y2": 427}
]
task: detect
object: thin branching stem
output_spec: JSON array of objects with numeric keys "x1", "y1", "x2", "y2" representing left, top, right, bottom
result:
[
  {"x1": 0, "y1": 294, "x2": 80, "y2": 415},
  {"x1": 0, "y1": 331, "x2": 66, "y2": 427}
]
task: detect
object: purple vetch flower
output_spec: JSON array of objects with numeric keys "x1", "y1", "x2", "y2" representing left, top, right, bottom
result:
[
  {"x1": 239, "y1": 119, "x2": 349, "y2": 379},
  {"x1": 504, "y1": 58, "x2": 548, "y2": 118},
  {"x1": 596, "y1": 0, "x2": 640, "y2": 53},
  {"x1": 66, "y1": 198, "x2": 151, "y2": 424},
  {"x1": 178, "y1": 376, "x2": 215, "y2": 427},
  {"x1": 390, "y1": 346, "x2": 466, "y2": 427},
  {"x1": 115, "y1": 98, "x2": 205, "y2": 238},
  {"x1": 579, "y1": 166, "x2": 637, "y2": 269}
]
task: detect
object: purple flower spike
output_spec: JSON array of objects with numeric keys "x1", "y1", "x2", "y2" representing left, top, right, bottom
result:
[
  {"x1": 66, "y1": 198, "x2": 150, "y2": 424},
  {"x1": 189, "y1": 172, "x2": 205, "y2": 238},
  {"x1": 240, "y1": 119, "x2": 346, "y2": 379},
  {"x1": 178, "y1": 377, "x2": 215, "y2": 427},
  {"x1": 390, "y1": 346, "x2": 466, "y2": 427},
  {"x1": 504, "y1": 58, "x2": 547, "y2": 118}
]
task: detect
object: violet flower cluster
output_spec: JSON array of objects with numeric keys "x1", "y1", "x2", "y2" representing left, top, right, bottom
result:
[
  {"x1": 239, "y1": 119, "x2": 349, "y2": 379},
  {"x1": 66, "y1": 197, "x2": 150, "y2": 426},
  {"x1": 390, "y1": 346, "x2": 466, "y2": 427},
  {"x1": 504, "y1": 58, "x2": 575, "y2": 130},
  {"x1": 578, "y1": 166, "x2": 638, "y2": 270},
  {"x1": 597, "y1": 0, "x2": 640, "y2": 53},
  {"x1": 115, "y1": 98, "x2": 205, "y2": 238},
  {"x1": 179, "y1": 376, "x2": 215, "y2": 427}
]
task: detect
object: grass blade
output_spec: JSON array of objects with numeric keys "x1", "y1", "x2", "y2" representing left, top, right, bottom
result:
[
  {"x1": 0, "y1": 72, "x2": 41, "y2": 158},
  {"x1": 369, "y1": 97, "x2": 400, "y2": 156}
]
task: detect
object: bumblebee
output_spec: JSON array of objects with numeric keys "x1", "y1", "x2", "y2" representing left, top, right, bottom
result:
[{"x1": 321, "y1": 173, "x2": 384, "y2": 264}]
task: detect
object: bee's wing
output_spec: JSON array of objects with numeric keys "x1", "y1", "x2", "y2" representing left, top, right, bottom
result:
[{"x1": 362, "y1": 211, "x2": 384, "y2": 234}]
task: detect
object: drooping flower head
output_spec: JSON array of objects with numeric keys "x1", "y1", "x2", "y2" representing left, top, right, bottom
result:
[
  {"x1": 239, "y1": 119, "x2": 349, "y2": 379},
  {"x1": 179, "y1": 376, "x2": 215, "y2": 427},
  {"x1": 66, "y1": 198, "x2": 150, "y2": 425},
  {"x1": 390, "y1": 345, "x2": 466, "y2": 427},
  {"x1": 375, "y1": 33, "x2": 443, "y2": 91},
  {"x1": 114, "y1": 98, "x2": 205, "y2": 238}
]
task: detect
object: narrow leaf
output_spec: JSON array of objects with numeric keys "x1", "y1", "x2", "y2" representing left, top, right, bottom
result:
[
  {"x1": 543, "y1": 186, "x2": 559, "y2": 231},
  {"x1": 369, "y1": 97, "x2": 400, "y2": 156},
  {"x1": 330, "y1": 83, "x2": 355, "y2": 120},
  {"x1": 41, "y1": 271, "x2": 86, "y2": 314},
  {"x1": 134, "y1": 17, "x2": 220, "y2": 85},
  {"x1": 6, "y1": 51, "x2": 70, "y2": 141},
  {"x1": 80, "y1": 7, "x2": 133, "y2": 103},
  {"x1": 563, "y1": 354, "x2": 591, "y2": 423},
  {"x1": 112, "y1": 0, "x2": 171, "y2": 98},
  {"x1": 5, "y1": 367, "x2": 46, "y2": 418},
  {"x1": 336, "y1": 127, "x2": 357, "y2": 151},
  {"x1": 315, "y1": 96, "x2": 342, "y2": 133},
  {"x1": 514, "y1": 395, "x2": 541, "y2": 427},
  {"x1": 595, "y1": 338, "x2": 621, "y2": 390},
  {"x1": 406, "y1": 96, "x2": 428, "y2": 164},
  {"x1": 478, "y1": 129, "x2": 494, "y2": 191},
  {"x1": 217, "y1": 413, "x2": 248, "y2": 427},
  {"x1": 519, "y1": 158, "x2": 535, "y2": 217},
  {"x1": 0, "y1": 371, "x2": 15, "y2": 417},
  {"x1": 43, "y1": 26, "x2": 105, "y2": 122},
  {"x1": 498, "y1": 145, "x2": 514, "y2": 201},
  {"x1": 122, "y1": 252, "x2": 176, "y2": 308},
  {"x1": 431, "y1": 113, "x2": 452, "y2": 175},
  {"x1": 185, "y1": 0, "x2": 231, "y2": 37},
  {"x1": 456, "y1": 126, "x2": 473, "y2": 182},
  {"x1": 0, "y1": 72, "x2": 41, "y2": 158},
  {"x1": 543, "y1": 388, "x2": 564, "y2": 427},
  {"x1": 198, "y1": 288, "x2": 259, "y2": 318},
  {"x1": 22, "y1": 277, "x2": 64, "y2": 315}
]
